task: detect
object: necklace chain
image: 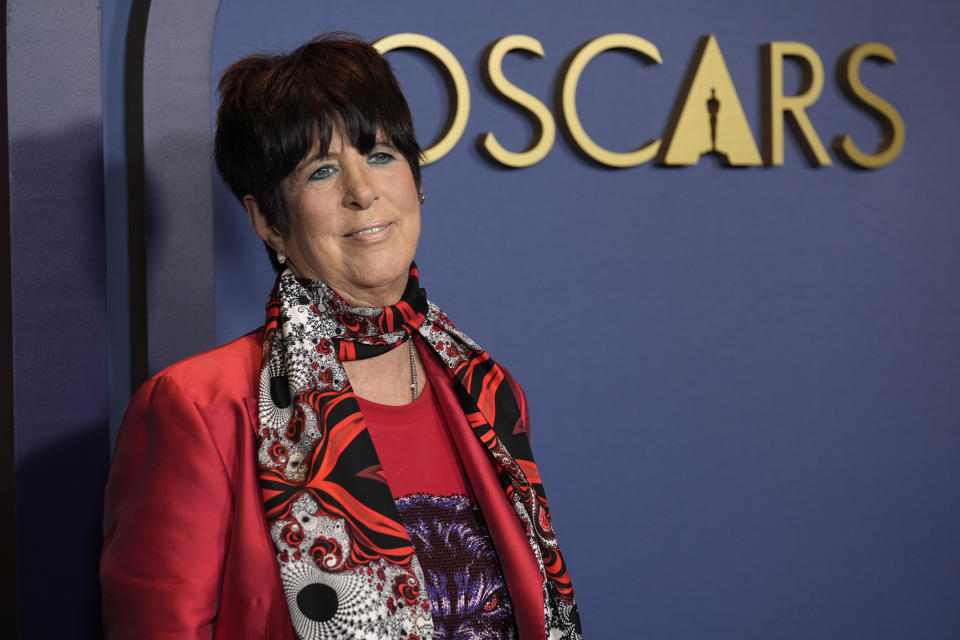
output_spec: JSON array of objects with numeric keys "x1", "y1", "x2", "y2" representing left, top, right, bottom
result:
[{"x1": 408, "y1": 338, "x2": 419, "y2": 402}]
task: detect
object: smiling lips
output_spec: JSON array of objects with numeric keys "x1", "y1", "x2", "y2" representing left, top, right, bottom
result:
[{"x1": 344, "y1": 222, "x2": 393, "y2": 239}]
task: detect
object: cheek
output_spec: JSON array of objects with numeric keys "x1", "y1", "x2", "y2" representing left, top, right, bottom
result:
[
  {"x1": 287, "y1": 198, "x2": 339, "y2": 245},
  {"x1": 390, "y1": 168, "x2": 420, "y2": 207}
]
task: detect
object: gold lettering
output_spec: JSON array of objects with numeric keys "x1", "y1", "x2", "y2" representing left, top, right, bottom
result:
[
  {"x1": 833, "y1": 43, "x2": 905, "y2": 169},
  {"x1": 659, "y1": 35, "x2": 761, "y2": 166},
  {"x1": 764, "y1": 42, "x2": 831, "y2": 166},
  {"x1": 479, "y1": 35, "x2": 556, "y2": 167},
  {"x1": 375, "y1": 33, "x2": 470, "y2": 165},
  {"x1": 560, "y1": 33, "x2": 662, "y2": 167}
]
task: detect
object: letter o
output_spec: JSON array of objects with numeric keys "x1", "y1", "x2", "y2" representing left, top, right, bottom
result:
[
  {"x1": 561, "y1": 34, "x2": 663, "y2": 167},
  {"x1": 375, "y1": 33, "x2": 470, "y2": 165}
]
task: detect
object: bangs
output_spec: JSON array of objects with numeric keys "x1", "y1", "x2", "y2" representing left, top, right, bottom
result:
[
  {"x1": 309, "y1": 87, "x2": 403, "y2": 158},
  {"x1": 274, "y1": 39, "x2": 418, "y2": 172}
]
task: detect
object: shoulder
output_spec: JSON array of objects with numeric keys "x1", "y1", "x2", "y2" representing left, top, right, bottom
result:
[
  {"x1": 116, "y1": 328, "x2": 264, "y2": 476},
  {"x1": 142, "y1": 327, "x2": 263, "y2": 409},
  {"x1": 120, "y1": 328, "x2": 263, "y2": 451}
]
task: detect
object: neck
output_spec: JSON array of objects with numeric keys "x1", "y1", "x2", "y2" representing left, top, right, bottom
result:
[
  {"x1": 335, "y1": 285, "x2": 404, "y2": 308},
  {"x1": 343, "y1": 338, "x2": 423, "y2": 405}
]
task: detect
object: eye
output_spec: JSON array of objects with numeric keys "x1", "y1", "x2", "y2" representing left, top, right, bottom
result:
[
  {"x1": 482, "y1": 592, "x2": 499, "y2": 611},
  {"x1": 308, "y1": 164, "x2": 337, "y2": 181},
  {"x1": 368, "y1": 151, "x2": 395, "y2": 165}
]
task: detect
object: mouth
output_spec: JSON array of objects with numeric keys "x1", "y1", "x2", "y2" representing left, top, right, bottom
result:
[{"x1": 344, "y1": 222, "x2": 393, "y2": 239}]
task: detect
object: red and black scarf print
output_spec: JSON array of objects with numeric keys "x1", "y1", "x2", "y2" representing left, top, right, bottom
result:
[{"x1": 257, "y1": 264, "x2": 582, "y2": 640}]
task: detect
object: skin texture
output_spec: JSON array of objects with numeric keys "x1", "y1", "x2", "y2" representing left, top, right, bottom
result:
[{"x1": 245, "y1": 126, "x2": 424, "y2": 405}]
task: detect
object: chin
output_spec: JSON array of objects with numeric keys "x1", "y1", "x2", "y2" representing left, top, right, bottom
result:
[
  {"x1": 371, "y1": 263, "x2": 413, "y2": 286},
  {"x1": 345, "y1": 257, "x2": 414, "y2": 303}
]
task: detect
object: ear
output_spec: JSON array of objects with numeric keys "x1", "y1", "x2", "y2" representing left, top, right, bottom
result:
[{"x1": 243, "y1": 195, "x2": 284, "y2": 252}]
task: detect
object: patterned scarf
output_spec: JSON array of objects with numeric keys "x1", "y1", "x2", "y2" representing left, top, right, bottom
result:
[{"x1": 257, "y1": 264, "x2": 582, "y2": 640}]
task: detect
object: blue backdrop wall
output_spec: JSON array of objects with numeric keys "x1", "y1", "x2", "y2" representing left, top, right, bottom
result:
[{"x1": 6, "y1": 0, "x2": 960, "y2": 638}]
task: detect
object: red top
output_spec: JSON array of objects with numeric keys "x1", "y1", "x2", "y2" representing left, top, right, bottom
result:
[{"x1": 358, "y1": 379, "x2": 474, "y2": 499}]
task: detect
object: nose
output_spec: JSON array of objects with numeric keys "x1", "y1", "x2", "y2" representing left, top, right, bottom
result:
[{"x1": 341, "y1": 163, "x2": 377, "y2": 210}]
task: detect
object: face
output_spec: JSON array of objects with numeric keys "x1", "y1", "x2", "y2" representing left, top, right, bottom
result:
[{"x1": 251, "y1": 126, "x2": 421, "y2": 307}]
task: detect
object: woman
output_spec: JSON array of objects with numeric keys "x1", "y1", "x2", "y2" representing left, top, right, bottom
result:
[{"x1": 101, "y1": 35, "x2": 582, "y2": 640}]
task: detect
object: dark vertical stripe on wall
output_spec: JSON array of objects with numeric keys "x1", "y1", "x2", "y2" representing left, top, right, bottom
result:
[
  {"x1": 7, "y1": 3, "x2": 109, "y2": 637},
  {"x1": 102, "y1": 0, "x2": 137, "y2": 441},
  {"x1": 141, "y1": 0, "x2": 221, "y2": 375},
  {"x1": 0, "y1": 0, "x2": 19, "y2": 635},
  {"x1": 126, "y1": 0, "x2": 151, "y2": 390}
]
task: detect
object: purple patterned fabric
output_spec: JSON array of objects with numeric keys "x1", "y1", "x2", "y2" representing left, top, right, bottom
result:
[{"x1": 396, "y1": 494, "x2": 518, "y2": 640}]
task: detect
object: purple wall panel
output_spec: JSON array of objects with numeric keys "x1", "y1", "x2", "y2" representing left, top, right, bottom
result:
[
  {"x1": 7, "y1": 2, "x2": 108, "y2": 636},
  {"x1": 142, "y1": 0, "x2": 221, "y2": 375}
]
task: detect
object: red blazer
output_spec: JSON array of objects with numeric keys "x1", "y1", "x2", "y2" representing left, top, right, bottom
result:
[{"x1": 101, "y1": 329, "x2": 546, "y2": 639}]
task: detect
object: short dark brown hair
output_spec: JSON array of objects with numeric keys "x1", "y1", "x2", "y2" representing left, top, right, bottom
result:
[{"x1": 214, "y1": 34, "x2": 422, "y2": 270}]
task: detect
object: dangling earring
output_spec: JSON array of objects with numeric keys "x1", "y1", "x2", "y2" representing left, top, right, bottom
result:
[
  {"x1": 277, "y1": 250, "x2": 286, "y2": 265},
  {"x1": 417, "y1": 190, "x2": 425, "y2": 204}
]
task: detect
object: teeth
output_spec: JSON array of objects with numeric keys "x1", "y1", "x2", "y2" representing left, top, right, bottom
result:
[{"x1": 351, "y1": 225, "x2": 387, "y2": 237}]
